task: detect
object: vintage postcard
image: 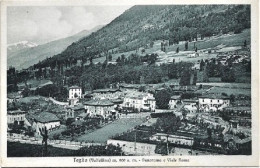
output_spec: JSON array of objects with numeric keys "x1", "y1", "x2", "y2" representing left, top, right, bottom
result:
[{"x1": 0, "y1": 0, "x2": 259, "y2": 167}]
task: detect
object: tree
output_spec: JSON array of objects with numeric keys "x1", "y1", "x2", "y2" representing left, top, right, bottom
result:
[
  {"x1": 176, "y1": 47, "x2": 179, "y2": 53},
  {"x1": 22, "y1": 87, "x2": 30, "y2": 97},
  {"x1": 155, "y1": 90, "x2": 171, "y2": 109},
  {"x1": 154, "y1": 113, "x2": 181, "y2": 133},
  {"x1": 108, "y1": 54, "x2": 112, "y2": 61},
  {"x1": 150, "y1": 41, "x2": 154, "y2": 48},
  {"x1": 39, "y1": 127, "x2": 48, "y2": 156},
  {"x1": 185, "y1": 41, "x2": 188, "y2": 50},
  {"x1": 221, "y1": 67, "x2": 236, "y2": 82},
  {"x1": 200, "y1": 59, "x2": 205, "y2": 71},
  {"x1": 244, "y1": 40, "x2": 247, "y2": 48},
  {"x1": 230, "y1": 94, "x2": 235, "y2": 103},
  {"x1": 179, "y1": 69, "x2": 191, "y2": 86}
]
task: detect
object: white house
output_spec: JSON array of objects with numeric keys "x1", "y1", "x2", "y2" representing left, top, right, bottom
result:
[
  {"x1": 68, "y1": 86, "x2": 82, "y2": 106},
  {"x1": 199, "y1": 94, "x2": 230, "y2": 112},
  {"x1": 7, "y1": 109, "x2": 27, "y2": 125},
  {"x1": 122, "y1": 92, "x2": 156, "y2": 112},
  {"x1": 32, "y1": 112, "x2": 60, "y2": 136},
  {"x1": 182, "y1": 99, "x2": 198, "y2": 113},
  {"x1": 191, "y1": 62, "x2": 201, "y2": 70},
  {"x1": 84, "y1": 99, "x2": 115, "y2": 119},
  {"x1": 188, "y1": 52, "x2": 199, "y2": 58},
  {"x1": 169, "y1": 95, "x2": 182, "y2": 109}
]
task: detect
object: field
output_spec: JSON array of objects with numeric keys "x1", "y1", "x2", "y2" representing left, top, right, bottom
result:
[
  {"x1": 196, "y1": 82, "x2": 251, "y2": 96},
  {"x1": 90, "y1": 29, "x2": 250, "y2": 65},
  {"x1": 207, "y1": 87, "x2": 251, "y2": 96},
  {"x1": 76, "y1": 115, "x2": 148, "y2": 143}
]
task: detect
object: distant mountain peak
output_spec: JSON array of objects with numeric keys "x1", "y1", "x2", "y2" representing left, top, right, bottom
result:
[{"x1": 8, "y1": 41, "x2": 38, "y2": 52}]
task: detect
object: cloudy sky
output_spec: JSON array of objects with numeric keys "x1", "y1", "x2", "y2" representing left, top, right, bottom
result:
[{"x1": 7, "y1": 6, "x2": 132, "y2": 45}]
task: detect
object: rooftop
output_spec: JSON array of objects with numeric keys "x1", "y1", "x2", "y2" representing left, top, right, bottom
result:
[
  {"x1": 84, "y1": 99, "x2": 114, "y2": 106},
  {"x1": 199, "y1": 94, "x2": 229, "y2": 100},
  {"x1": 92, "y1": 88, "x2": 121, "y2": 93},
  {"x1": 170, "y1": 95, "x2": 181, "y2": 100},
  {"x1": 33, "y1": 112, "x2": 60, "y2": 123},
  {"x1": 8, "y1": 109, "x2": 26, "y2": 114},
  {"x1": 69, "y1": 85, "x2": 81, "y2": 89}
]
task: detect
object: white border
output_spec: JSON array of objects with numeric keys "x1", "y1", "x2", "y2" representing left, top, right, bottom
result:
[{"x1": 1, "y1": 0, "x2": 259, "y2": 167}]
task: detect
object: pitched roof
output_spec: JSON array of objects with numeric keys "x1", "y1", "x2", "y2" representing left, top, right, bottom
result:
[
  {"x1": 69, "y1": 86, "x2": 81, "y2": 89},
  {"x1": 8, "y1": 109, "x2": 26, "y2": 115},
  {"x1": 171, "y1": 95, "x2": 181, "y2": 100},
  {"x1": 199, "y1": 94, "x2": 229, "y2": 100},
  {"x1": 92, "y1": 88, "x2": 121, "y2": 93},
  {"x1": 33, "y1": 112, "x2": 60, "y2": 123},
  {"x1": 84, "y1": 99, "x2": 114, "y2": 106}
]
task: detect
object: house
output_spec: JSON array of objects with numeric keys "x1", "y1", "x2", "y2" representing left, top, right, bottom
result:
[
  {"x1": 119, "y1": 84, "x2": 139, "y2": 91},
  {"x1": 199, "y1": 94, "x2": 230, "y2": 112},
  {"x1": 65, "y1": 104, "x2": 85, "y2": 120},
  {"x1": 7, "y1": 109, "x2": 27, "y2": 125},
  {"x1": 150, "y1": 133, "x2": 195, "y2": 147},
  {"x1": 188, "y1": 52, "x2": 199, "y2": 58},
  {"x1": 92, "y1": 88, "x2": 123, "y2": 100},
  {"x1": 111, "y1": 98, "x2": 124, "y2": 110},
  {"x1": 68, "y1": 86, "x2": 82, "y2": 106},
  {"x1": 169, "y1": 82, "x2": 180, "y2": 90},
  {"x1": 169, "y1": 95, "x2": 182, "y2": 109},
  {"x1": 84, "y1": 99, "x2": 115, "y2": 119},
  {"x1": 122, "y1": 92, "x2": 156, "y2": 112},
  {"x1": 7, "y1": 92, "x2": 23, "y2": 103},
  {"x1": 32, "y1": 112, "x2": 61, "y2": 135},
  {"x1": 182, "y1": 99, "x2": 198, "y2": 113},
  {"x1": 191, "y1": 62, "x2": 200, "y2": 70}
]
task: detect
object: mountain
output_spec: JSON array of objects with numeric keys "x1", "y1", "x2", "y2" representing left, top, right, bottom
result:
[
  {"x1": 7, "y1": 41, "x2": 38, "y2": 53},
  {"x1": 7, "y1": 25, "x2": 103, "y2": 70},
  {"x1": 35, "y1": 5, "x2": 250, "y2": 68}
]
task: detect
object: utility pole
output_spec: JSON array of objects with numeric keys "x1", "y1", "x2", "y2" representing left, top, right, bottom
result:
[
  {"x1": 134, "y1": 129, "x2": 137, "y2": 155},
  {"x1": 166, "y1": 134, "x2": 169, "y2": 155}
]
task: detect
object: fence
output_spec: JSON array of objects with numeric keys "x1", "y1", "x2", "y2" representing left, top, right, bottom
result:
[{"x1": 7, "y1": 133, "x2": 103, "y2": 150}]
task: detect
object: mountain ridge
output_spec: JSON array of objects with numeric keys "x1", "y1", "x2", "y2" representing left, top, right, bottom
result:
[
  {"x1": 8, "y1": 25, "x2": 103, "y2": 70},
  {"x1": 34, "y1": 5, "x2": 250, "y2": 69}
]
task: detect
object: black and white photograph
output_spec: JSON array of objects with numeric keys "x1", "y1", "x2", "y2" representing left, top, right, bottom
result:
[{"x1": 1, "y1": 0, "x2": 259, "y2": 167}]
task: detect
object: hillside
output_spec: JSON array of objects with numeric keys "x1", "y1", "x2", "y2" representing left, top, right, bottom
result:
[
  {"x1": 36, "y1": 5, "x2": 250, "y2": 68},
  {"x1": 8, "y1": 25, "x2": 103, "y2": 70},
  {"x1": 8, "y1": 41, "x2": 38, "y2": 54}
]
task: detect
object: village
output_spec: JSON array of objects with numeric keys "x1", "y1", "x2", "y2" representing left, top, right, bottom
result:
[{"x1": 7, "y1": 43, "x2": 252, "y2": 156}]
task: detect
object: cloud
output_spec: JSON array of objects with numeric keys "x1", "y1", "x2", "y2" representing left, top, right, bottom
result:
[{"x1": 7, "y1": 6, "x2": 132, "y2": 44}]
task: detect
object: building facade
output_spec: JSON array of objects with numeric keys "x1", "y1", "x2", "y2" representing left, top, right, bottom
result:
[
  {"x1": 122, "y1": 92, "x2": 156, "y2": 112},
  {"x1": 199, "y1": 95, "x2": 230, "y2": 112},
  {"x1": 7, "y1": 109, "x2": 27, "y2": 125},
  {"x1": 169, "y1": 95, "x2": 182, "y2": 109},
  {"x1": 32, "y1": 112, "x2": 61, "y2": 135},
  {"x1": 68, "y1": 86, "x2": 82, "y2": 106},
  {"x1": 84, "y1": 100, "x2": 115, "y2": 118}
]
